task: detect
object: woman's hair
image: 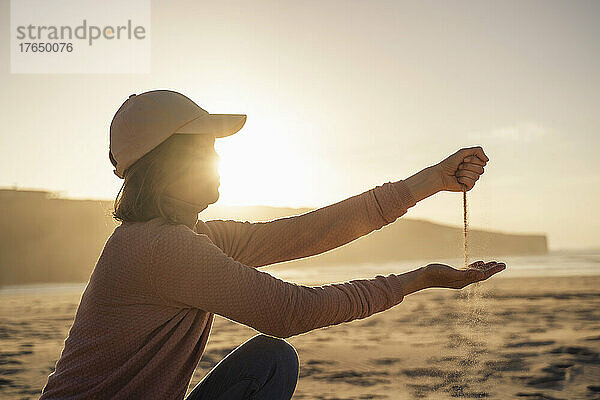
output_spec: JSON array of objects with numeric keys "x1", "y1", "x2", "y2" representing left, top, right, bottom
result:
[{"x1": 111, "y1": 134, "x2": 200, "y2": 224}]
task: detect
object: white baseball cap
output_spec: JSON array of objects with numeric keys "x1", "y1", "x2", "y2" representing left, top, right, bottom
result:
[{"x1": 109, "y1": 89, "x2": 246, "y2": 179}]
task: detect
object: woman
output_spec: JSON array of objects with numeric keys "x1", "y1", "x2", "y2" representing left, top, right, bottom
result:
[{"x1": 40, "y1": 90, "x2": 505, "y2": 400}]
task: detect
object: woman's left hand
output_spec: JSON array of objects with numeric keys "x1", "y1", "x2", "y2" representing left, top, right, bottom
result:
[
  {"x1": 424, "y1": 260, "x2": 506, "y2": 289},
  {"x1": 432, "y1": 146, "x2": 489, "y2": 192}
]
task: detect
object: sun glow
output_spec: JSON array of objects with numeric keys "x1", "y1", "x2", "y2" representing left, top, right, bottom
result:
[{"x1": 213, "y1": 121, "x2": 318, "y2": 208}]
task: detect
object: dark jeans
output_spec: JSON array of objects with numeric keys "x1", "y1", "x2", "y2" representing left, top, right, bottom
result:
[{"x1": 184, "y1": 334, "x2": 300, "y2": 400}]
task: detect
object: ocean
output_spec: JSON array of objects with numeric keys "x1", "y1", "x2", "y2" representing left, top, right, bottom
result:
[{"x1": 1, "y1": 249, "x2": 599, "y2": 295}]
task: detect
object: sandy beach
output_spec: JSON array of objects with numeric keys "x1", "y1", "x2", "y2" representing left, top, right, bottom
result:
[{"x1": 1, "y1": 273, "x2": 599, "y2": 400}]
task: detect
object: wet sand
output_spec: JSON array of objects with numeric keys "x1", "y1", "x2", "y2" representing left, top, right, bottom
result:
[{"x1": 1, "y1": 275, "x2": 599, "y2": 399}]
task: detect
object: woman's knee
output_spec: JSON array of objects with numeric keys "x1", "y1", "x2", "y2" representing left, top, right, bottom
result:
[{"x1": 250, "y1": 334, "x2": 299, "y2": 371}]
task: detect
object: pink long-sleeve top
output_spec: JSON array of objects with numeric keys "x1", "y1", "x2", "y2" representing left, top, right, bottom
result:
[{"x1": 39, "y1": 179, "x2": 417, "y2": 400}]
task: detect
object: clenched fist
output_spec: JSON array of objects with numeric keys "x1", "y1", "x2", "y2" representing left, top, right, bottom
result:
[{"x1": 433, "y1": 146, "x2": 489, "y2": 192}]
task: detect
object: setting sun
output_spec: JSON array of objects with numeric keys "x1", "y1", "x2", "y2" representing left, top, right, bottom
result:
[{"x1": 214, "y1": 120, "x2": 318, "y2": 208}]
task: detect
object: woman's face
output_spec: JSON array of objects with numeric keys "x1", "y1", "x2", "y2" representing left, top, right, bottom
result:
[{"x1": 163, "y1": 134, "x2": 221, "y2": 206}]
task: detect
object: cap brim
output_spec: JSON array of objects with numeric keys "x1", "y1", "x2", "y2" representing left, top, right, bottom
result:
[{"x1": 174, "y1": 114, "x2": 247, "y2": 138}]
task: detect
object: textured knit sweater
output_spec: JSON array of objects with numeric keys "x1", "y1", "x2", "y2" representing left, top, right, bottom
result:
[{"x1": 39, "y1": 179, "x2": 417, "y2": 400}]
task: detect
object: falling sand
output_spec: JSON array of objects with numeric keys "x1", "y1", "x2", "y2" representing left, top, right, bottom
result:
[
  {"x1": 452, "y1": 184, "x2": 494, "y2": 395},
  {"x1": 463, "y1": 185, "x2": 469, "y2": 268}
]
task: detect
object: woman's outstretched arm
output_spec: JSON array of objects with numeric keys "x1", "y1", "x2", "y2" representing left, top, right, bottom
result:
[
  {"x1": 199, "y1": 167, "x2": 440, "y2": 268},
  {"x1": 199, "y1": 146, "x2": 488, "y2": 268},
  {"x1": 148, "y1": 222, "x2": 505, "y2": 338}
]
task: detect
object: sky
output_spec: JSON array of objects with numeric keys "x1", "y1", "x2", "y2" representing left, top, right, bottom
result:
[{"x1": 1, "y1": 0, "x2": 598, "y2": 250}]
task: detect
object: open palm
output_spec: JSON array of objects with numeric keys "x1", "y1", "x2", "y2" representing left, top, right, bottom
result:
[{"x1": 425, "y1": 260, "x2": 506, "y2": 289}]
